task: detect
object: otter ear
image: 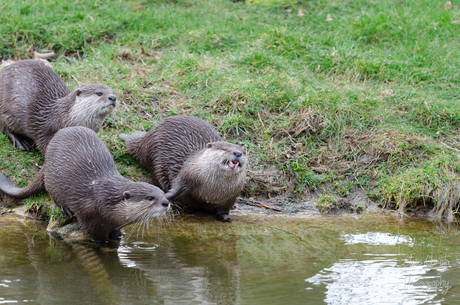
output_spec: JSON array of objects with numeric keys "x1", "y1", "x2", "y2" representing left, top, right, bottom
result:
[
  {"x1": 206, "y1": 143, "x2": 213, "y2": 148},
  {"x1": 75, "y1": 89, "x2": 82, "y2": 97},
  {"x1": 123, "y1": 191, "x2": 131, "y2": 199}
]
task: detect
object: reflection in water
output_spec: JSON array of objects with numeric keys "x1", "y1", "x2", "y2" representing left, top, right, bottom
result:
[
  {"x1": 5, "y1": 219, "x2": 122, "y2": 305},
  {"x1": 306, "y1": 257, "x2": 452, "y2": 304},
  {"x1": 0, "y1": 214, "x2": 459, "y2": 304},
  {"x1": 341, "y1": 232, "x2": 414, "y2": 246},
  {"x1": 118, "y1": 223, "x2": 241, "y2": 305}
]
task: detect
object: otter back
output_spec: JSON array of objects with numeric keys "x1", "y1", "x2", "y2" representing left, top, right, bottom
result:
[
  {"x1": 126, "y1": 115, "x2": 222, "y2": 191},
  {"x1": 0, "y1": 60, "x2": 70, "y2": 137}
]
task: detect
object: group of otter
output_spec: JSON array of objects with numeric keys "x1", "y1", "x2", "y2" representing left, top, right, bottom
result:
[{"x1": 0, "y1": 60, "x2": 247, "y2": 242}]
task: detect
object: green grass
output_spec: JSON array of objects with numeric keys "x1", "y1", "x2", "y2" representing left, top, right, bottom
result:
[{"x1": 1, "y1": 0, "x2": 460, "y2": 218}]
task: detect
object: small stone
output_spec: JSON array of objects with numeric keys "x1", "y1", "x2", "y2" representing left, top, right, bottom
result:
[
  {"x1": 326, "y1": 14, "x2": 333, "y2": 22},
  {"x1": 297, "y1": 9, "x2": 304, "y2": 17},
  {"x1": 444, "y1": 1, "x2": 452, "y2": 9}
]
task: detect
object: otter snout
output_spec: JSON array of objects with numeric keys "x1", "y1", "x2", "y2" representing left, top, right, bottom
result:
[
  {"x1": 161, "y1": 200, "x2": 170, "y2": 208},
  {"x1": 106, "y1": 95, "x2": 117, "y2": 108},
  {"x1": 227, "y1": 152, "x2": 245, "y2": 170}
]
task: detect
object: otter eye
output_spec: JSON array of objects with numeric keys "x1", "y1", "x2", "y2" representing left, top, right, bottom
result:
[
  {"x1": 147, "y1": 196, "x2": 154, "y2": 201},
  {"x1": 96, "y1": 92, "x2": 103, "y2": 96}
]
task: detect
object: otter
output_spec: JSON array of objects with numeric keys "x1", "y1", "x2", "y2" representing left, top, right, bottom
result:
[
  {"x1": 119, "y1": 115, "x2": 247, "y2": 222},
  {"x1": 0, "y1": 126, "x2": 170, "y2": 242},
  {"x1": 0, "y1": 59, "x2": 118, "y2": 152}
]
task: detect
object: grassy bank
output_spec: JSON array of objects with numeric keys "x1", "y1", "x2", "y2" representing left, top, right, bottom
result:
[{"x1": 1, "y1": 0, "x2": 460, "y2": 219}]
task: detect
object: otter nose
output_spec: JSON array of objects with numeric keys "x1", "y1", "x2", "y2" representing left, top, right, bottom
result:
[
  {"x1": 162, "y1": 200, "x2": 169, "y2": 208},
  {"x1": 108, "y1": 95, "x2": 117, "y2": 102},
  {"x1": 233, "y1": 151, "x2": 242, "y2": 158}
]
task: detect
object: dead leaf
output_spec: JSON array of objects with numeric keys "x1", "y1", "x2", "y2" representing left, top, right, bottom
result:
[
  {"x1": 33, "y1": 51, "x2": 56, "y2": 60},
  {"x1": 326, "y1": 14, "x2": 333, "y2": 22},
  {"x1": 452, "y1": 20, "x2": 460, "y2": 24},
  {"x1": 116, "y1": 49, "x2": 133, "y2": 61},
  {"x1": 381, "y1": 89, "x2": 394, "y2": 97},
  {"x1": 444, "y1": 1, "x2": 452, "y2": 9},
  {"x1": 297, "y1": 9, "x2": 304, "y2": 17},
  {"x1": 133, "y1": 5, "x2": 144, "y2": 11}
]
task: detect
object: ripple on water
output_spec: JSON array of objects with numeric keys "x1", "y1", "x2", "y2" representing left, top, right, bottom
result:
[
  {"x1": 341, "y1": 232, "x2": 414, "y2": 246},
  {"x1": 306, "y1": 231, "x2": 454, "y2": 305}
]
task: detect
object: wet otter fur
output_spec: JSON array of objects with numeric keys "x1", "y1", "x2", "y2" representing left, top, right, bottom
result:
[
  {"x1": 0, "y1": 59, "x2": 118, "y2": 152},
  {"x1": 119, "y1": 115, "x2": 247, "y2": 222},
  {"x1": 0, "y1": 126, "x2": 170, "y2": 242}
]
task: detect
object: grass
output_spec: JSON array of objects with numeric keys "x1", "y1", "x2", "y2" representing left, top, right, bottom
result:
[{"x1": 1, "y1": 0, "x2": 460, "y2": 219}]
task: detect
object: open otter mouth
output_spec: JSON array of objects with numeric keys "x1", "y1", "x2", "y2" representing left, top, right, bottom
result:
[
  {"x1": 227, "y1": 160, "x2": 240, "y2": 169},
  {"x1": 104, "y1": 103, "x2": 115, "y2": 110}
]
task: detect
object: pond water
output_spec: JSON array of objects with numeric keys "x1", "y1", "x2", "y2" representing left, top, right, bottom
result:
[{"x1": 0, "y1": 212, "x2": 459, "y2": 304}]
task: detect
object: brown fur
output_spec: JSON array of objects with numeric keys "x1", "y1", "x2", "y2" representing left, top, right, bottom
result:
[
  {"x1": 0, "y1": 60, "x2": 118, "y2": 152},
  {"x1": 119, "y1": 115, "x2": 247, "y2": 222},
  {"x1": 0, "y1": 126, "x2": 169, "y2": 242}
]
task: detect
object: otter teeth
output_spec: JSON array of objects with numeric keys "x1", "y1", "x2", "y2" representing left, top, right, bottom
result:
[{"x1": 228, "y1": 160, "x2": 239, "y2": 169}]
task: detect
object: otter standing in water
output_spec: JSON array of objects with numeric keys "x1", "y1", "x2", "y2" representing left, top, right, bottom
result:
[
  {"x1": 119, "y1": 115, "x2": 247, "y2": 222},
  {"x1": 0, "y1": 127, "x2": 170, "y2": 242},
  {"x1": 0, "y1": 59, "x2": 117, "y2": 152}
]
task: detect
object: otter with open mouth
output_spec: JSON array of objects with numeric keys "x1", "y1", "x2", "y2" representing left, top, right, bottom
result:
[
  {"x1": 119, "y1": 115, "x2": 247, "y2": 222},
  {"x1": 0, "y1": 59, "x2": 118, "y2": 152}
]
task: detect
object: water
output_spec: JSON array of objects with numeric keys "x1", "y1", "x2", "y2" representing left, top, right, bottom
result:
[{"x1": 0, "y1": 213, "x2": 459, "y2": 304}]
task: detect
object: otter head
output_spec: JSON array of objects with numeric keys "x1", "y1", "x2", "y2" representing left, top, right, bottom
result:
[
  {"x1": 166, "y1": 141, "x2": 247, "y2": 208},
  {"x1": 110, "y1": 182, "x2": 170, "y2": 229},
  {"x1": 205, "y1": 141, "x2": 248, "y2": 174},
  {"x1": 68, "y1": 84, "x2": 118, "y2": 130}
]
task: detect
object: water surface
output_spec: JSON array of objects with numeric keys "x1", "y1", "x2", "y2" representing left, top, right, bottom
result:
[{"x1": 0, "y1": 213, "x2": 459, "y2": 304}]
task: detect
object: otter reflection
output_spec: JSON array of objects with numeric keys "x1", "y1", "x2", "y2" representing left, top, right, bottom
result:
[
  {"x1": 0, "y1": 215, "x2": 240, "y2": 304},
  {"x1": 118, "y1": 217, "x2": 241, "y2": 304}
]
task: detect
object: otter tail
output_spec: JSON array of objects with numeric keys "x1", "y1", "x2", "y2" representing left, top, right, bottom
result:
[
  {"x1": 118, "y1": 131, "x2": 147, "y2": 159},
  {"x1": 118, "y1": 131, "x2": 147, "y2": 143},
  {"x1": 0, "y1": 167, "x2": 46, "y2": 199},
  {"x1": 118, "y1": 133, "x2": 130, "y2": 142}
]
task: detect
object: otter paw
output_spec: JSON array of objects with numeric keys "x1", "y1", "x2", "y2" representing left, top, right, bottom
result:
[
  {"x1": 215, "y1": 213, "x2": 232, "y2": 222},
  {"x1": 108, "y1": 229, "x2": 122, "y2": 239},
  {"x1": 62, "y1": 206, "x2": 74, "y2": 217},
  {"x1": 9, "y1": 133, "x2": 30, "y2": 151}
]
